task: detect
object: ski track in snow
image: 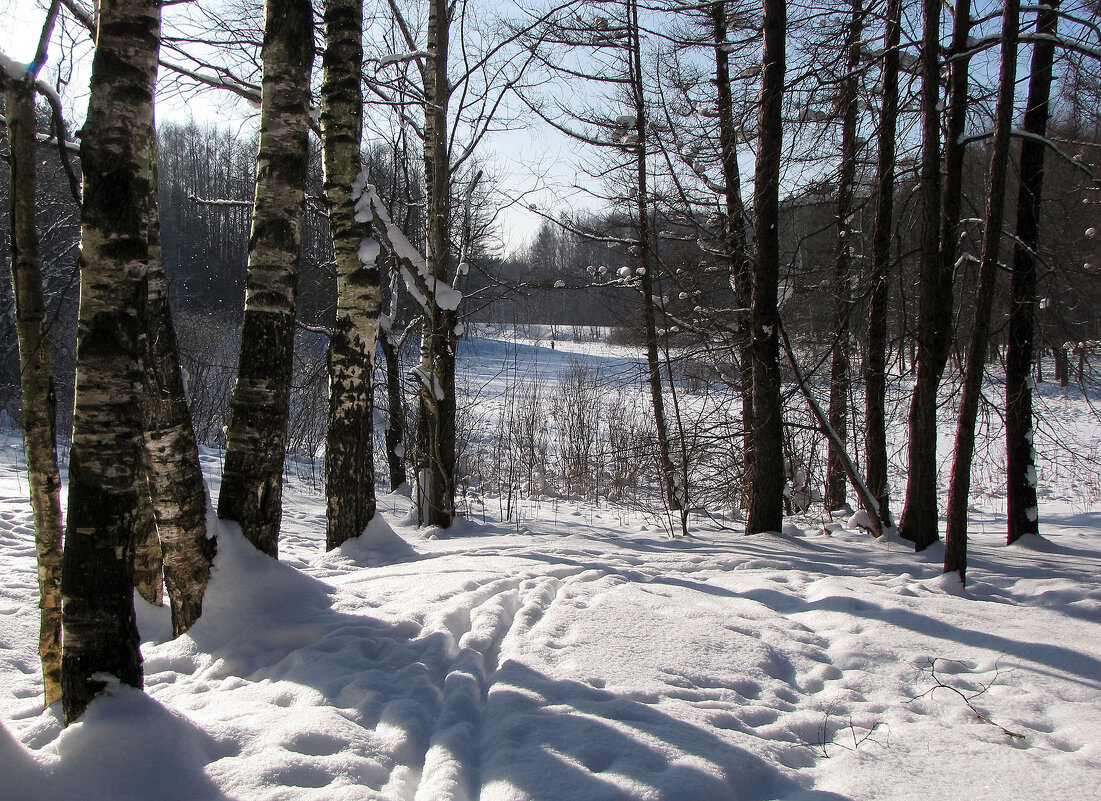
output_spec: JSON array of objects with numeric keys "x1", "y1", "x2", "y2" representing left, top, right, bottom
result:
[{"x1": 2, "y1": 335, "x2": 1101, "y2": 799}]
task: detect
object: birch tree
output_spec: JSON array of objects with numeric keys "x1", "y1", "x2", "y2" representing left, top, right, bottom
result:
[
  {"x1": 321, "y1": 0, "x2": 381, "y2": 549},
  {"x1": 218, "y1": 0, "x2": 315, "y2": 557},
  {"x1": 2, "y1": 25, "x2": 64, "y2": 705},
  {"x1": 60, "y1": 0, "x2": 162, "y2": 723},
  {"x1": 142, "y1": 181, "x2": 217, "y2": 635}
]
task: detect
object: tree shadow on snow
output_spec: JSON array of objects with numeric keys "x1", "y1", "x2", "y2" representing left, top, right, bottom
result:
[
  {"x1": 483, "y1": 659, "x2": 853, "y2": 801},
  {"x1": 167, "y1": 530, "x2": 851, "y2": 801},
  {"x1": 740, "y1": 588, "x2": 1101, "y2": 690}
]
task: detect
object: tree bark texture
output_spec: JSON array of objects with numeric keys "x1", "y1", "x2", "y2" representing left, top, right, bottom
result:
[
  {"x1": 864, "y1": 0, "x2": 902, "y2": 529},
  {"x1": 711, "y1": 1, "x2": 755, "y2": 505},
  {"x1": 4, "y1": 75, "x2": 64, "y2": 707},
  {"x1": 418, "y1": 0, "x2": 457, "y2": 528},
  {"x1": 321, "y1": 0, "x2": 380, "y2": 550},
  {"x1": 826, "y1": 0, "x2": 864, "y2": 512},
  {"x1": 945, "y1": 0, "x2": 1020, "y2": 581},
  {"x1": 61, "y1": 0, "x2": 162, "y2": 723},
  {"x1": 143, "y1": 239, "x2": 216, "y2": 634},
  {"x1": 218, "y1": 0, "x2": 315, "y2": 557},
  {"x1": 898, "y1": 0, "x2": 946, "y2": 551},
  {"x1": 745, "y1": 0, "x2": 786, "y2": 535},
  {"x1": 1007, "y1": 0, "x2": 1058, "y2": 545},
  {"x1": 131, "y1": 464, "x2": 163, "y2": 606}
]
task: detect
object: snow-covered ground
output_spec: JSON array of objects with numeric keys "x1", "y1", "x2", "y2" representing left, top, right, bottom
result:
[{"x1": 1, "y1": 332, "x2": 1100, "y2": 800}]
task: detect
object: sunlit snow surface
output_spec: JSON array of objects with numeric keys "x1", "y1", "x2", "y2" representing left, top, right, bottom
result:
[{"x1": 1, "y1": 333, "x2": 1100, "y2": 800}]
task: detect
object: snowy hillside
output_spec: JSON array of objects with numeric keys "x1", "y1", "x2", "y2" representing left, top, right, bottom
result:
[{"x1": 1, "y1": 331, "x2": 1100, "y2": 800}]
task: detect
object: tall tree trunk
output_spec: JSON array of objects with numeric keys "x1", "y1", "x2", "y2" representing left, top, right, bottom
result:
[
  {"x1": 142, "y1": 217, "x2": 216, "y2": 635},
  {"x1": 745, "y1": 0, "x2": 786, "y2": 535},
  {"x1": 61, "y1": 0, "x2": 162, "y2": 723},
  {"x1": 826, "y1": 0, "x2": 865, "y2": 511},
  {"x1": 418, "y1": 0, "x2": 456, "y2": 529},
  {"x1": 897, "y1": 0, "x2": 945, "y2": 551},
  {"x1": 1007, "y1": 0, "x2": 1058, "y2": 545},
  {"x1": 321, "y1": 0, "x2": 380, "y2": 550},
  {"x1": 945, "y1": 0, "x2": 1020, "y2": 581},
  {"x1": 3, "y1": 74, "x2": 64, "y2": 707},
  {"x1": 711, "y1": 1, "x2": 755, "y2": 506},
  {"x1": 218, "y1": 0, "x2": 315, "y2": 557},
  {"x1": 864, "y1": 0, "x2": 901, "y2": 528},
  {"x1": 628, "y1": 0, "x2": 682, "y2": 526}
]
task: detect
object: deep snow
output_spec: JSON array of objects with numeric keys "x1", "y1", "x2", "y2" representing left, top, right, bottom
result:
[{"x1": 1, "y1": 332, "x2": 1100, "y2": 800}]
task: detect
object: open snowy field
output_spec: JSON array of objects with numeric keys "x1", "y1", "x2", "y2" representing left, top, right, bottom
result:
[{"x1": 1, "y1": 332, "x2": 1100, "y2": 800}]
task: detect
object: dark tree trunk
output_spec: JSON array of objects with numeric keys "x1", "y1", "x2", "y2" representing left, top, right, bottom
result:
[
  {"x1": 628, "y1": 0, "x2": 683, "y2": 528},
  {"x1": 711, "y1": 1, "x2": 755, "y2": 505},
  {"x1": 864, "y1": 0, "x2": 901, "y2": 529},
  {"x1": 826, "y1": 0, "x2": 865, "y2": 511},
  {"x1": 417, "y1": 0, "x2": 457, "y2": 529},
  {"x1": 897, "y1": 0, "x2": 947, "y2": 551},
  {"x1": 322, "y1": 0, "x2": 380, "y2": 550},
  {"x1": 218, "y1": 0, "x2": 315, "y2": 556},
  {"x1": 3, "y1": 75, "x2": 64, "y2": 707},
  {"x1": 380, "y1": 324, "x2": 407, "y2": 490},
  {"x1": 745, "y1": 0, "x2": 786, "y2": 535},
  {"x1": 1007, "y1": 0, "x2": 1058, "y2": 545},
  {"x1": 945, "y1": 0, "x2": 1020, "y2": 581},
  {"x1": 61, "y1": 0, "x2": 163, "y2": 723}
]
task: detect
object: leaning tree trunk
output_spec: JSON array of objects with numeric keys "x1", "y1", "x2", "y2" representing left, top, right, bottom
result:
[
  {"x1": 711, "y1": 0, "x2": 755, "y2": 505},
  {"x1": 218, "y1": 0, "x2": 315, "y2": 557},
  {"x1": 60, "y1": 0, "x2": 162, "y2": 723},
  {"x1": 825, "y1": 0, "x2": 865, "y2": 512},
  {"x1": 745, "y1": 0, "x2": 787, "y2": 535},
  {"x1": 142, "y1": 217, "x2": 216, "y2": 635},
  {"x1": 3, "y1": 74, "x2": 64, "y2": 707},
  {"x1": 945, "y1": 0, "x2": 1020, "y2": 581},
  {"x1": 1007, "y1": 0, "x2": 1058, "y2": 545},
  {"x1": 897, "y1": 0, "x2": 945, "y2": 551},
  {"x1": 321, "y1": 0, "x2": 381, "y2": 550},
  {"x1": 417, "y1": 0, "x2": 457, "y2": 529},
  {"x1": 864, "y1": 0, "x2": 902, "y2": 529}
]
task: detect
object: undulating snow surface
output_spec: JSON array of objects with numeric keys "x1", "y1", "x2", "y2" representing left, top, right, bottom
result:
[{"x1": 1, "y1": 332, "x2": 1100, "y2": 800}]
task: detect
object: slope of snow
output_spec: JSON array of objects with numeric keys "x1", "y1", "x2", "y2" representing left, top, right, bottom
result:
[{"x1": 1, "y1": 433, "x2": 1099, "y2": 800}]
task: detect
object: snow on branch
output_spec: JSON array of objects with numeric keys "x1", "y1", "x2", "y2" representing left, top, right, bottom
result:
[
  {"x1": 376, "y1": 50, "x2": 433, "y2": 68},
  {"x1": 351, "y1": 172, "x2": 463, "y2": 315}
]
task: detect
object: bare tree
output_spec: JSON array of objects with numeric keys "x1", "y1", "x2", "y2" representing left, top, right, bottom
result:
[
  {"x1": 218, "y1": 0, "x2": 315, "y2": 557},
  {"x1": 864, "y1": 0, "x2": 902, "y2": 530},
  {"x1": 945, "y1": 0, "x2": 1021, "y2": 581},
  {"x1": 1, "y1": 8, "x2": 64, "y2": 705},
  {"x1": 825, "y1": 0, "x2": 866, "y2": 512},
  {"x1": 744, "y1": 0, "x2": 786, "y2": 534},
  {"x1": 60, "y1": 0, "x2": 162, "y2": 723},
  {"x1": 1007, "y1": 0, "x2": 1059, "y2": 545},
  {"x1": 321, "y1": 0, "x2": 381, "y2": 549},
  {"x1": 897, "y1": 0, "x2": 947, "y2": 551}
]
